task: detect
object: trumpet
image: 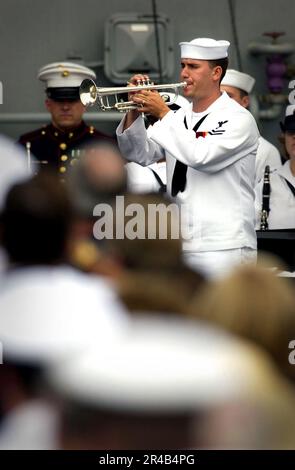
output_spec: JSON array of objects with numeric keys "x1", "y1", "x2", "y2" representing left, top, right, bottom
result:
[{"x1": 79, "y1": 78, "x2": 187, "y2": 112}]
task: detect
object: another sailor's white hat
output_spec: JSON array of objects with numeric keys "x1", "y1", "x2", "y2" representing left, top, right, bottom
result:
[
  {"x1": 221, "y1": 69, "x2": 256, "y2": 94},
  {"x1": 180, "y1": 38, "x2": 230, "y2": 60},
  {"x1": 37, "y1": 62, "x2": 96, "y2": 101},
  {"x1": 47, "y1": 316, "x2": 272, "y2": 412},
  {"x1": 0, "y1": 267, "x2": 128, "y2": 365}
]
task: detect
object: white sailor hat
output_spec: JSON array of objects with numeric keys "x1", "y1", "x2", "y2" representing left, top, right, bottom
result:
[
  {"x1": 221, "y1": 69, "x2": 256, "y2": 94},
  {"x1": 180, "y1": 38, "x2": 230, "y2": 60},
  {"x1": 0, "y1": 267, "x2": 128, "y2": 365},
  {"x1": 47, "y1": 316, "x2": 272, "y2": 412},
  {"x1": 37, "y1": 62, "x2": 96, "y2": 101}
]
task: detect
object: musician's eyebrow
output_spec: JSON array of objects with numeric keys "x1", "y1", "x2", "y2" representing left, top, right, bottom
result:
[{"x1": 181, "y1": 61, "x2": 200, "y2": 68}]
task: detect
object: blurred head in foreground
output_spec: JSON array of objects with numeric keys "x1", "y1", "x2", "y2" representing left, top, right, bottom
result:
[
  {"x1": 188, "y1": 257, "x2": 295, "y2": 382},
  {"x1": 0, "y1": 172, "x2": 72, "y2": 266}
]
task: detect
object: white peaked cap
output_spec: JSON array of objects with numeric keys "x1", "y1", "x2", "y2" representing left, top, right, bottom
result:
[
  {"x1": 47, "y1": 316, "x2": 273, "y2": 412},
  {"x1": 37, "y1": 62, "x2": 96, "y2": 88},
  {"x1": 180, "y1": 38, "x2": 230, "y2": 60},
  {"x1": 221, "y1": 69, "x2": 256, "y2": 94}
]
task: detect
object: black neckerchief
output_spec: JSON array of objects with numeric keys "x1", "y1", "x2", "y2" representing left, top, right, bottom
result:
[{"x1": 171, "y1": 113, "x2": 209, "y2": 197}]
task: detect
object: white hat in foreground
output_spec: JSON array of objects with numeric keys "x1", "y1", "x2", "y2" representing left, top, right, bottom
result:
[
  {"x1": 180, "y1": 38, "x2": 230, "y2": 60},
  {"x1": 221, "y1": 69, "x2": 256, "y2": 94},
  {"x1": 0, "y1": 266, "x2": 128, "y2": 364},
  {"x1": 47, "y1": 316, "x2": 273, "y2": 412}
]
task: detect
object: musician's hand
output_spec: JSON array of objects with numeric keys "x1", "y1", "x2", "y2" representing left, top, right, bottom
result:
[
  {"x1": 123, "y1": 74, "x2": 170, "y2": 129},
  {"x1": 121, "y1": 74, "x2": 151, "y2": 127},
  {"x1": 132, "y1": 89, "x2": 170, "y2": 120},
  {"x1": 127, "y1": 74, "x2": 151, "y2": 99}
]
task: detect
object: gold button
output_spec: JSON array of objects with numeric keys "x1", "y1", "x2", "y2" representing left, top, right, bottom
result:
[
  {"x1": 60, "y1": 142, "x2": 67, "y2": 150},
  {"x1": 89, "y1": 126, "x2": 94, "y2": 134},
  {"x1": 62, "y1": 70, "x2": 69, "y2": 77},
  {"x1": 54, "y1": 132, "x2": 58, "y2": 137},
  {"x1": 60, "y1": 155, "x2": 68, "y2": 162},
  {"x1": 41, "y1": 130, "x2": 46, "y2": 135},
  {"x1": 59, "y1": 166, "x2": 66, "y2": 173},
  {"x1": 69, "y1": 132, "x2": 74, "y2": 138}
]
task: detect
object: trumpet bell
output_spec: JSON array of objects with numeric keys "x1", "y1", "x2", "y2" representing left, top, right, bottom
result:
[{"x1": 79, "y1": 79, "x2": 97, "y2": 106}]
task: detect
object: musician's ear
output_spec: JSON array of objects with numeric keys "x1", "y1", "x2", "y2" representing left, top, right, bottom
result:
[
  {"x1": 241, "y1": 95, "x2": 250, "y2": 109},
  {"x1": 212, "y1": 66, "x2": 222, "y2": 83}
]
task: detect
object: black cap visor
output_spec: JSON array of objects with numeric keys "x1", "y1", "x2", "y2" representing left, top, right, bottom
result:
[{"x1": 46, "y1": 87, "x2": 80, "y2": 102}]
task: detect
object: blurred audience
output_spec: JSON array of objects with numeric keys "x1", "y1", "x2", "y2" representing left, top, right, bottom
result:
[
  {"x1": 187, "y1": 258, "x2": 295, "y2": 382},
  {"x1": 45, "y1": 315, "x2": 293, "y2": 449},
  {"x1": 1, "y1": 130, "x2": 295, "y2": 450},
  {"x1": 0, "y1": 172, "x2": 129, "y2": 449},
  {"x1": 66, "y1": 141, "x2": 127, "y2": 273},
  {"x1": 95, "y1": 193, "x2": 205, "y2": 314},
  {"x1": 0, "y1": 135, "x2": 32, "y2": 273}
]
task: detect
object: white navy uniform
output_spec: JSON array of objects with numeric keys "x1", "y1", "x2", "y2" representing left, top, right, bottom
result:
[
  {"x1": 255, "y1": 160, "x2": 295, "y2": 229},
  {"x1": 126, "y1": 160, "x2": 167, "y2": 194},
  {"x1": 255, "y1": 136, "x2": 282, "y2": 184},
  {"x1": 125, "y1": 93, "x2": 188, "y2": 195},
  {"x1": 117, "y1": 92, "x2": 259, "y2": 277}
]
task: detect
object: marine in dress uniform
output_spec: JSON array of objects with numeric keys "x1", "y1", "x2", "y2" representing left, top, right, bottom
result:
[
  {"x1": 221, "y1": 69, "x2": 282, "y2": 184},
  {"x1": 18, "y1": 62, "x2": 113, "y2": 176}
]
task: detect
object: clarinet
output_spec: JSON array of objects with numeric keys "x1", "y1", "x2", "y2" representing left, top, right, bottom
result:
[
  {"x1": 26, "y1": 141, "x2": 31, "y2": 172},
  {"x1": 260, "y1": 165, "x2": 271, "y2": 231}
]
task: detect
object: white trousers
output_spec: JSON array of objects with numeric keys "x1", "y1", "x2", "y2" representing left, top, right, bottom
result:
[{"x1": 183, "y1": 248, "x2": 257, "y2": 280}]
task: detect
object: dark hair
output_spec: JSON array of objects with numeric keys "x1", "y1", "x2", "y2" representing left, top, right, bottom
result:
[
  {"x1": 237, "y1": 88, "x2": 248, "y2": 99},
  {"x1": 0, "y1": 172, "x2": 73, "y2": 265},
  {"x1": 1, "y1": 360, "x2": 43, "y2": 397},
  {"x1": 66, "y1": 141, "x2": 127, "y2": 218},
  {"x1": 208, "y1": 57, "x2": 229, "y2": 83}
]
